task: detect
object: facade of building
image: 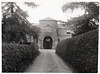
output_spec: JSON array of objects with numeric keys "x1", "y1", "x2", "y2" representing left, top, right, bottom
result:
[{"x1": 38, "y1": 17, "x2": 73, "y2": 49}]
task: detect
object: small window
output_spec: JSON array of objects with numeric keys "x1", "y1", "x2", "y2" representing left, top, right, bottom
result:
[
  {"x1": 46, "y1": 39, "x2": 50, "y2": 41},
  {"x1": 58, "y1": 39, "x2": 60, "y2": 42},
  {"x1": 67, "y1": 32, "x2": 70, "y2": 34},
  {"x1": 62, "y1": 24, "x2": 66, "y2": 26},
  {"x1": 46, "y1": 24, "x2": 50, "y2": 27}
]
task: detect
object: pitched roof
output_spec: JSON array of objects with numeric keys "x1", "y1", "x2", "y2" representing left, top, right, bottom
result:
[{"x1": 40, "y1": 17, "x2": 57, "y2": 21}]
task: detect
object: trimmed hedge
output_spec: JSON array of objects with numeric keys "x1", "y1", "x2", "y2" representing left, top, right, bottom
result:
[
  {"x1": 2, "y1": 43, "x2": 39, "y2": 72},
  {"x1": 56, "y1": 29, "x2": 98, "y2": 73}
]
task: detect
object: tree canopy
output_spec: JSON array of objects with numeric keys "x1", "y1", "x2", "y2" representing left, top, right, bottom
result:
[
  {"x1": 62, "y1": 2, "x2": 99, "y2": 35},
  {"x1": 2, "y1": 2, "x2": 40, "y2": 43}
]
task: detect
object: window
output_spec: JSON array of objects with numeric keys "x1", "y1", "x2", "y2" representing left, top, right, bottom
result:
[
  {"x1": 67, "y1": 32, "x2": 70, "y2": 34},
  {"x1": 58, "y1": 39, "x2": 60, "y2": 42},
  {"x1": 46, "y1": 24, "x2": 50, "y2": 27},
  {"x1": 46, "y1": 39, "x2": 50, "y2": 41},
  {"x1": 62, "y1": 24, "x2": 66, "y2": 26}
]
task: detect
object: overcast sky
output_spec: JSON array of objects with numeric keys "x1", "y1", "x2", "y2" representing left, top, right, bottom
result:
[{"x1": 17, "y1": 0, "x2": 85, "y2": 24}]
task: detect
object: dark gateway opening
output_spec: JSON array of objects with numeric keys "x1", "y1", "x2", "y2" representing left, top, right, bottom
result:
[{"x1": 43, "y1": 36, "x2": 52, "y2": 49}]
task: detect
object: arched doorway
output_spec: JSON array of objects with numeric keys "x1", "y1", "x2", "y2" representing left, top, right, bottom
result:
[{"x1": 43, "y1": 36, "x2": 52, "y2": 49}]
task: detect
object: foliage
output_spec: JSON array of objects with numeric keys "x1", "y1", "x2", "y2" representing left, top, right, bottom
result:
[
  {"x1": 67, "y1": 15, "x2": 98, "y2": 36},
  {"x1": 62, "y1": 2, "x2": 99, "y2": 19},
  {"x1": 62, "y1": 2, "x2": 99, "y2": 35},
  {"x1": 2, "y1": 2, "x2": 40, "y2": 43},
  {"x1": 28, "y1": 26, "x2": 41, "y2": 38},
  {"x1": 2, "y1": 43, "x2": 39, "y2": 72},
  {"x1": 56, "y1": 29, "x2": 98, "y2": 73},
  {"x1": 24, "y1": 2, "x2": 38, "y2": 7}
]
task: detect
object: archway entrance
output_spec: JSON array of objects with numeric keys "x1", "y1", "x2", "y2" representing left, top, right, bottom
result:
[{"x1": 43, "y1": 36, "x2": 52, "y2": 49}]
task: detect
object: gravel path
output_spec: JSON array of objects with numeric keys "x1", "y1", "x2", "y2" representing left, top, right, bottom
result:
[{"x1": 25, "y1": 49, "x2": 73, "y2": 73}]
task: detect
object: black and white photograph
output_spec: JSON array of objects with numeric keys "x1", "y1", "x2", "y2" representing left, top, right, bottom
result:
[{"x1": 1, "y1": 0, "x2": 99, "y2": 73}]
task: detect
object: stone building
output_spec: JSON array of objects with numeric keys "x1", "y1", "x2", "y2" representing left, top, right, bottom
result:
[{"x1": 38, "y1": 17, "x2": 73, "y2": 49}]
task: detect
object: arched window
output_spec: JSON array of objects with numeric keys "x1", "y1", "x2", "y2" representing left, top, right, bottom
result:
[
  {"x1": 46, "y1": 24, "x2": 50, "y2": 27},
  {"x1": 67, "y1": 32, "x2": 70, "y2": 34}
]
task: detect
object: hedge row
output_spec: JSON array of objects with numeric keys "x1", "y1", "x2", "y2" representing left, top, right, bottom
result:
[
  {"x1": 2, "y1": 43, "x2": 39, "y2": 72},
  {"x1": 56, "y1": 29, "x2": 98, "y2": 73}
]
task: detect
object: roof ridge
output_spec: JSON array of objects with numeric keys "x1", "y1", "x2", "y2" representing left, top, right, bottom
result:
[{"x1": 40, "y1": 17, "x2": 56, "y2": 21}]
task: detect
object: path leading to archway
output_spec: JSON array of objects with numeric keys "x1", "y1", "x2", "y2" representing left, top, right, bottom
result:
[{"x1": 25, "y1": 49, "x2": 74, "y2": 73}]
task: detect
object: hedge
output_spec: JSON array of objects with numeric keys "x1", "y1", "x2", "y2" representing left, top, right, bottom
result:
[
  {"x1": 56, "y1": 29, "x2": 98, "y2": 73},
  {"x1": 2, "y1": 43, "x2": 39, "y2": 72}
]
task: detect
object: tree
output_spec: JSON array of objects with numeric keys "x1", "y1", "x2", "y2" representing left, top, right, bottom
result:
[
  {"x1": 62, "y1": 2, "x2": 99, "y2": 35},
  {"x1": 2, "y1": 2, "x2": 40, "y2": 43}
]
